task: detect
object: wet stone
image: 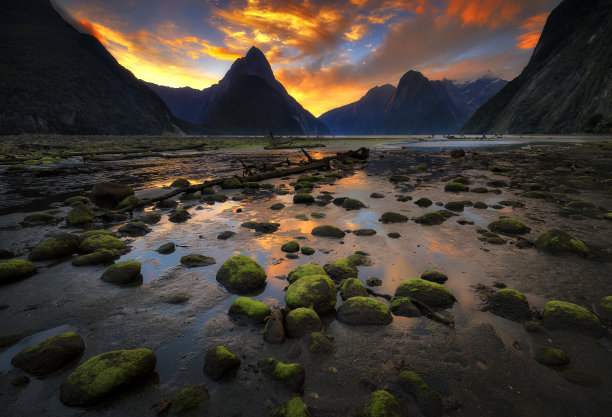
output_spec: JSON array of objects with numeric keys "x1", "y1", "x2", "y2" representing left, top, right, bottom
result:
[
  {"x1": 180, "y1": 254, "x2": 216, "y2": 268},
  {"x1": 155, "y1": 242, "x2": 175, "y2": 254},
  {"x1": 204, "y1": 346, "x2": 241, "y2": 380},
  {"x1": 11, "y1": 332, "x2": 84, "y2": 376},
  {"x1": 217, "y1": 230, "x2": 236, "y2": 240}
]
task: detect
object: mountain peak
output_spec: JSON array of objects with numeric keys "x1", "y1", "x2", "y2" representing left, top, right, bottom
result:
[
  {"x1": 245, "y1": 46, "x2": 265, "y2": 60},
  {"x1": 221, "y1": 46, "x2": 275, "y2": 89}
]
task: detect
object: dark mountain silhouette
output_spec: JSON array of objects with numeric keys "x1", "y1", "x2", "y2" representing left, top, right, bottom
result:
[
  {"x1": 149, "y1": 47, "x2": 329, "y2": 135},
  {"x1": 0, "y1": 0, "x2": 183, "y2": 135},
  {"x1": 463, "y1": 0, "x2": 612, "y2": 134}
]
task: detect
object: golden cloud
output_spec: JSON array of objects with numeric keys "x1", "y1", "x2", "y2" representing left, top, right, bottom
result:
[{"x1": 516, "y1": 13, "x2": 548, "y2": 49}]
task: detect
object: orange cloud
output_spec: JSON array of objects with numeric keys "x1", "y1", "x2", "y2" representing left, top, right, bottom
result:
[
  {"x1": 446, "y1": 0, "x2": 522, "y2": 28},
  {"x1": 516, "y1": 13, "x2": 548, "y2": 49},
  {"x1": 76, "y1": 18, "x2": 107, "y2": 45}
]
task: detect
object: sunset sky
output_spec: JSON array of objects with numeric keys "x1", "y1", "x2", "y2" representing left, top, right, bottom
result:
[{"x1": 54, "y1": 0, "x2": 561, "y2": 116}]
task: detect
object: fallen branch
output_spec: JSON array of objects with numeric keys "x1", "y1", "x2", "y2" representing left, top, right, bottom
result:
[{"x1": 411, "y1": 299, "x2": 455, "y2": 327}]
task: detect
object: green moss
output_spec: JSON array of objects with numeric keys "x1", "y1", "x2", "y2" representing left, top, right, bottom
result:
[
  {"x1": 414, "y1": 210, "x2": 455, "y2": 225},
  {"x1": 170, "y1": 178, "x2": 191, "y2": 188},
  {"x1": 471, "y1": 187, "x2": 488, "y2": 193},
  {"x1": 287, "y1": 263, "x2": 327, "y2": 284},
  {"x1": 542, "y1": 301, "x2": 604, "y2": 337},
  {"x1": 311, "y1": 225, "x2": 345, "y2": 238},
  {"x1": 180, "y1": 254, "x2": 216, "y2": 267},
  {"x1": 420, "y1": 270, "x2": 448, "y2": 283},
  {"x1": 270, "y1": 397, "x2": 311, "y2": 417},
  {"x1": 414, "y1": 198, "x2": 433, "y2": 207},
  {"x1": 140, "y1": 212, "x2": 162, "y2": 224},
  {"x1": 325, "y1": 171, "x2": 343, "y2": 179},
  {"x1": 169, "y1": 209, "x2": 191, "y2": 223},
  {"x1": 310, "y1": 212, "x2": 325, "y2": 219},
  {"x1": 64, "y1": 196, "x2": 90, "y2": 206},
  {"x1": 79, "y1": 234, "x2": 126, "y2": 254},
  {"x1": 204, "y1": 346, "x2": 241, "y2": 380},
  {"x1": 362, "y1": 390, "x2": 400, "y2": 417},
  {"x1": 342, "y1": 198, "x2": 365, "y2": 210},
  {"x1": 72, "y1": 249, "x2": 119, "y2": 266},
  {"x1": 29, "y1": 233, "x2": 80, "y2": 261},
  {"x1": 324, "y1": 258, "x2": 358, "y2": 281},
  {"x1": 340, "y1": 278, "x2": 368, "y2": 300},
  {"x1": 91, "y1": 182, "x2": 134, "y2": 208},
  {"x1": 395, "y1": 279, "x2": 455, "y2": 309},
  {"x1": 242, "y1": 181, "x2": 260, "y2": 189},
  {"x1": 0, "y1": 259, "x2": 36, "y2": 285},
  {"x1": 596, "y1": 296, "x2": 612, "y2": 320},
  {"x1": 389, "y1": 174, "x2": 410, "y2": 182},
  {"x1": 222, "y1": 178, "x2": 242, "y2": 189},
  {"x1": 157, "y1": 199, "x2": 178, "y2": 209},
  {"x1": 285, "y1": 307, "x2": 322, "y2": 338},
  {"x1": 59, "y1": 348, "x2": 156, "y2": 406},
  {"x1": 118, "y1": 195, "x2": 144, "y2": 208},
  {"x1": 100, "y1": 260, "x2": 142, "y2": 286},
  {"x1": 489, "y1": 165, "x2": 508, "y2": 173},
  {"x1": 281, "y1": 241, "x2": 300, "y2": 253},
  {"x1": 11, "y1": 332, "x2": 84, "y2": 376},
  {"x1": 301, "y1": 247, "x2": 315, "y2": 255},
  {"x1": 390, "y1": 297, "x2": 420, "y2": 317},
  {"x1": 379, "y1": 211, "x2": 408, "y2": 223},
  {"x1": 285, "y1": 274, "x2": 337, "y2": 314},
  {"x1": 444, "y1": 182, "x2": 469, "y2": 192},
  {"x1": 444, "y1": 201, "x2": 465, "y2": 211},
  {"x1": 488, "y1": 218, "x2": 529, "y2": 235},
  {"x1": 336, "y1": 297, "x2": 392, "y2": 325},
  {"x1": 398, "y1": 371, "x2": 443, "y2": 417},
  {"x1": 523, "y1": 190, "x2": 547, "y2": 199},
  {"x1": 604, "y1": 213, "x2": 612, "y2": 220},
  {"x1": 534, "y1": 230, "x2": 589, "y2": 257},
  {"x1": 21, "y1": 212, "x2": 57, "y2": 226},
  {"x1": 487, "y1": 289, "x2": 531, "y2": 322},
  {"x1": 66, "y1": 205, "x2": 95, "y2": 226},
  {"x1": 228, "y1": 297, "x2": 271, "y2": 324},
  {"x1": 293, "y1": 193, "x2": 315, "y2": 204},
  {"x1": 534, "y1": 347, "x2": 570, "y2": 367},
  {"x1": 293, "y1": 181, "x2": 314, "y2": 190},
  {"x1": 216, "y1": 255, "x2": 266, "y2": 294},
  {"x1": 79, "y1": 230, "x2": 113, "y2": 241},
  {"x1": 170, "y1": 385, "x2": 210, "y2": 417}
]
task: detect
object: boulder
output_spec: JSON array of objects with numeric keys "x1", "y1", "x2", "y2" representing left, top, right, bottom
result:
[
  {"x1": 336, "y1": 297, "x2": 392, "y2": 325},
  {"x1": 287, "y1": 263, "x2": 327, "y2": 284},
  {"x1": 100, "y1": 261, "x2": 142, "y2": 286},
  {"x1": 542, "y1": 301, "x2": 605, "y2": 337},
  {"x1": 168, "y1": 385, "x2": 210, "y2": 417},
  {"x1": 0, "y1": 259, "x2": 37, "y2": 285},
  {"x1": 264, "y1": 309, "x2": 286, "y2": 344},
  {"x1": 11, "y1": 332, "x2": 84, "y2": 376},
  {"x1": 444, "y1": 182, "x2": 469, "y2": 192},
  {"x1": 361, "y1": 390, "x2": 401, "y2": 417},
  {"x1": 311, "y1": 225, "x2": 345, "y2": 238},
  {"x1": 257, "y1": 358, "x2": 305, "y2": 393},
  {"x1": 379, "y1": 211, "x2": 408, "y2": 223},
  {"x1": 216, "y1": 255, "x2": 266, "y2": 294},
  {"x1": 79, "y1": 234, "x2": 126, "y2": 254},
  {"x1": 281, "y1": 241, "x2": 300, "y2": 253},
  {"x1": 140, "y1": 212, "x2": 162, "y2": 224},
  {"x1": 394, "y1": 279, "x2": 455, "y2": 309},
  {"x1": 534, "y1": 347, "x2": 570, "y2": 367},
  {"x1": 487, "y1": 218, "x2": 530, "y2": 236},
  {"x1": 29, "y1": 233, "x2": 80, "y2": 261},
  {"x1": 293, "y1": 193, "x2": 314, "y2": 204},
  {"x1": 285, "y1": 308, "x2": 322, "y2": 338},
  {"x1": 285, "y1": 274, "x2": 337, "y2": 314},
  {"x1": 118, "y1": 221, "x2": 150, "y2": 237},
  {"x1": 486, "y1": 289, "x2": 531, "y2": 322},
  {"x1": 398, "y1": 370, "x2": 444, "y2": 417},
  {"x1": 72, "y1": 249, "x2": 119, "y2": 266},
  {"x1": 169, "y1": 209, "x2": 191, "y2": 223},
  {"x1": 390, "y1": 297, "x2": 421, "y2": 317},
  {"x1": 270, "y1": 397, "x2": 310, "y2": 417},
  {"x1": 324, "y1": 258, "x2": 358, "y2": 282},
  {"x1": 228, "y1": 297, "x2": 271, "y2": 324},
  {"x1": 170, "y1": 178, "x2": 191, "y2": 188},
  {"x1": 339, "y1": 278, "x2": 368, "y2": 300},
  {"x1": 21, "y1": 212, "x2": 58, "y2": 227},
  {"x1": 304, "y1": 332, "x2": 335, "y2": 354},
  {"x1": 91, "y1": 182, "x2": 134, "y2": 208},
  {"x1": 180, "y1": 254, "x2": 216, "y2": 268},
  {"x1": 420, "y1": 270, "x2": 448, "y2": 283},
  {"x1": 341, "y1": 198, "x2": 365, "y2": 210},
  {"x1": 534, "y1": 230, "x2": 589, "y2": 257},
  {"x1": 155, "y1": 242, "x2": 175, "y2": 254},
  {"x1": 203, "y1": 346, "x2": 241, "y2": 380},
  {"x1": 221, "y1": 178, "x2": 242, "y2": 189}
]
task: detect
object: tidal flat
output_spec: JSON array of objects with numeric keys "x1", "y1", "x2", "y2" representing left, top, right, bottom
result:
[{"x1": 0, "y1": 135, "x2": 611, "y2": 416}]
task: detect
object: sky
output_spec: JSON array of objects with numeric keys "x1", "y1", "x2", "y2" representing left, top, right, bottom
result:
[{"x1": 54, "y1": 0, "x2": 562, "y2": 116}]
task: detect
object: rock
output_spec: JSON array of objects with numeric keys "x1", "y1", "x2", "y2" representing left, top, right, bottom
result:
[
  {"x1": 293, "y1": 193, "x2": 315, "y2": 204},
  {"x1": 295, "y1": 214, "x2": 309, "y2": 221},
  {"x1": 471, "y1": 187, "x2": 488, "y2": 193},
  {"x1": 64, "y1": 196, "x2": 90, "y2": 206},
  {"x1": 11, "y1": 332, "x2": 84, "y2": 376},
  {"x1": 242, "y1": 181, "x2": 260, "y2": 189},
  {"x1": 202, "y1": 193, "x2": 228, "y2": 204},
  {"x1": 118, "y1": 195, "x2": 144, "y2": 208},
  {"x1": 264, "y1": 309, "x2": 286, "y2": 344},
  {"x1": 281, "y1": 241, "x2": 300, "y2": 253},
  {"x1": 270, "y1": 203, "x2": 285, "y2": 210},
  {"x1": 542, "y1": 301, "x2": 605, "y2": 337},
  {"x1": 515, "y1": 237, "x2": 533, "y2": 249},
  {"x1": 29, "y1": 233, "x2": 79, "y2": 261},
  {"x1": 354, "y1": 229, "x2": 376, "y2": 236},
  {"x1": 0, "y1": 259, "x2": 37, "y2": 285},
  {"x1": 72, "y1": 249, "x2": 119, "y2": 266},
  {"x1": 79, "y1": 234, "x2": 126, "y2": 254},
  {"x1": 489, "y1": 165, "x2": 508, "y2": 173},
  {"x1": 285, "y1": 307, "x2": 322, "y2": 338},
  {"x1": 534, "y1": 230, "x2": 589, "y2": 257},
  {"x1": 594, "y1": 295, "x2": 612, "y2": 324},
  {"x1": 118, "y1": 221, "x2": 151, "y2": 237},
  {"x1": 241, "y1": 221, "x2": 280, "y2": 233},
  {"x1": 341, "y1": 198, "x2": 365, "y2": 210},
  {"x1": 473, "y1": 202, "x2": 488, "y2": 209},
  {"x1": 222, "y1": 178, "x2": 242, "y2": 189},
  {"x1": 285, "y1": 275, "x2": 337, "y2": 314},
  {"x1": 140, "y1": 212, "x2": 162, "y2": 224},
  {"x1": 65, "y1": 205, "x2": 95, "y2": 226},
  {"x1": 217, "y1": 231, "x2": 236, "y2": 240},
  {"x1": 311, "y1": 212, "x2": 326, "y2": 218},
  {"x1": 294, "y1": 181, "x2": 314, "y2": 190},
  {"x1": 21, "y1": 212, "x2": 58, "y2": 227},
  {"x1": 398, "y1": 370, "x2": 444, "y2": 417},
  {"x1": 387, "y1": 232, "x2": 401, "y2": 239},
  {"x1": 379, "y1": 211, "x2": 408, "y2": 223},
  {"x1": 0, "y1": 332, "x2": 24, "y2": 348},
  {"x1": 228, "y1": 297, "x2": 271, "y2": 324},
  {"x1": 324, "y1": 259, "x2": 358, "y2": 282},
  {"x1": 394, "y1": 279, "x2": 455, "y2": 309},
  {"x1": 60, "y1": 348, "x2": 156, "y2": 406},
  {"x1": 337, "y1": 297, "x2": 392, "y2": 325},
  {"x1": 156, "y1": 242, "x2": 175, "y2": 254},
  {"x1": 534, "y1": 347, "x2": 570, "y2": 367},
  {"x1": 257, "y1": 358, "x2": 305, "y2": 393},
  {"x1": 91, "y1": 182, "x2": 134, "y2": 208},
  {"x1": 300, "y1": 247, "x2": 315, "y2": 255},
  {"x1": 366, "y1": 277, "x2": 383, "y2": 287},
  {"x1": 169, "y1": 209, "x2": 191, "y2": 223},
  {"x1": 450, "y1": 149, "x2": 465, "y2": 158},
  {"x1": 157, "y1": 199, "x2": 178, "y2": 209},
  {"x1": 170, "y1": 178, "x2": 191, "y2": 188},
  {"x1": 415, "y1": 198, "x2": 433, "y2": 207},
  {"x1": 216, "y1": 255, "x2": 266, "y2": 294},
  {"x1": 180, "y1": 254, "x2": 216, "y2": 268},
  {"x1": 163, "y1": 294, "x2": 190, "y2": 304},
  {"x1": 203, "y1": 345, "x2": 241, "y2": 380},
  {"x1": 487, "y1": 218, "x2": 530, "y2": 236},
  {"x1": 486, "y1": 289, "x2": 531, "y2": 322},
  {"x1": 304, "y1": 332, "x2": 335, "y2": 354},
  {"x1": 390, "y1": 174, "x2": 410, "y2": 182},
  {"x1": 487, "y1": 180, "x2": 507, "y2": 187},
  {"x1": 562, "y1": 368, "x2": 601, "y2": 387},
  {"x1": 444, "y1": 201, "x2": 465, "y2": 212},
  {"x1": 523, "y1": 190, "x2": 547, "y2": 199},
  {"x1": 420, "y1": 270, "x2": 448, "y2": 283},
  {"x1": 361, "y1": 390, "x2": 401, "y2": 417},
  {"x1": 311, "y1": 225, "x2": 345, "y2": 238},
  {"x1": 287, "y1": 263, "x2": 327, "y2": 284},
  {"x1": 270, "y1": 397, "x2": 310, "y2": 417},
  {"x1": 100, "y1": 261, "x2": 142, "y2": 286},
  {"x1": 168, "y1": 385, "x2": 210, "y2": 417},
  {"x1": 0, "y1": 249, "x2": 16, "y2": 259},
  {"x1": 339, "y1": 278, "x2": 368, "y2": 300},
  {"x1": 414, "y1": 210, "x2": 456, "y2": 225},
  {"x1": 444, "y1": 182, "x2": 469, "y2": 192},
  {"x1": 390, "y1": 297, "x2": 421, "y2": 317}
]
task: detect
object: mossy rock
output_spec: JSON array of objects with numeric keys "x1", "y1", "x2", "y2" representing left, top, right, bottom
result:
[
  {"x1": 420, "y1": 270, "x2": 448, "y2": 283},
  {"x1": 534, "y1": 347, "x2": 570, "y2": 367},
  {"x1": 562, "y1": 368, "x2": 602, "y2": 387},
  {"x1": 270, "y1": 397, "x2": 311, "y2": 417},
  {"x1": 64, "y1": 196, "x2": 90, "y2": 206},
  {"x1": 203, "y1": 345, "x2": 241, "y2": 380},
  {"x1": 324, "y1": 258, "x2": 358, "y2": 282},
  {"x1": 311, "y1": 212, "x2": 325, "y2": 218},
  {"x1": 285, "y1": 307, "x2": 322, "y2": 338},
  {"x1": 379, "y1": 211, "x2": 408, "y2": 223},
  {"x1": 414, "y1": 210, "x2": 455, "y2": 226},
  {"x1": 533, "y1": 230, "x2": 589, "y2": 257},
  {"x1": 293, "y1": 181, "x2": 314, "y2": 190},
  {"x1": 450, "y1": 149, "x2": 465, "y2": 158},
  {"x1": 523, "y1": 190, "x2": 547, "y2": 199},
  {"x1": 228, "y1": 297, "x2": 271, "y2": 324},
  {"x1": 489, "y1": 165, "x2": 508, "y2": 173},
  {"x1": 281, "y1": 241, "x2": 300, "y2": 253},
  {"x1": 117, "y1": 195, "x2": 144, "y2": 209},
  {"x1": 594, "y1": 295, "x2": 612, "y2": 323},
  {"x1": 66, "y1": 205, "x2": 95, "y2": 226},
  {"x1": 443, "y1": 201, "x2": 465, "y2": 212},
  {"x1": 11, "y1": 332, "x2": 84, "y2": 376},
  {"x1": 0, "y1": 332, "x2": 23, "y2": 348},
  {"x1": 287, "y1": 263, "x2": 327, "y2": 284},
  {"x1": 221, "y1": 178, "x2": 242, "y2": 189},
  {"x1": 285, "y1": 274, "x2": 337, "y2": 314},
  {"x1": 444, "y1": 182, "x2": 469, "y2": 192},
  {"x1": 170, "y1": 178, "x2": 191, "y2": 188},
  {"x1": 390, "y1": 297, "x2": 421, "y2": 317},
  {"x1": 168, "y1": 385, "x2": 210, "y2": 417},
  {"x1": 304, "y1": 332, "x2": 335, "y2": 354},
  {"x1": 486, "y1": 289, "x2": 531, "y2": 322},
  {"x1": 301, "y1": 247, "x2": 315, "y2": 256},
  {"x1": 0, "y1": 259, "x2": 35, "y2": 285},
  {"x1": 603, "y1": 212, "x2": 612, "y2": 221},
  {"x1": 155, "y1": 242, "x2": 175, "y2": 254},
  {"x1": 341, "y1": 198, "x2": 365, "y2": 210},
  {"x1": 398, "y1": 370, "x2": 444, "y2": 417},
  {"x1": 0, "y1": 249, "x2": 16, "y2": 259},
  {"x1": 156, "y1": 199, "x2": 178, "y2": 209},
  {"x1": 100, "y1": 261, "x2": 142, "y2": 286},
  {"x1": 79, "y1": 234, "x2": 126, "y2": 254},
  {"x1": 264, "y1": 309, "x2": 285, "y2": 344},
  {"x1": 389, "y1": 174, "x2": 410, "y2": 183},
  {"x1": 471, "y1": 187, "x2": 488, "y2": 194},
  {"x1": 21, "y1": 212, "x2": 58, "y2": 227},
  {"x1": 311, "y1": 225, "x2": 345, "y2": 238},
  {"x1": 257, "y1": 358, "x2": 305, "y2": 393},
  {"x1": 202, "y1": 193, "x2": 228, "y2": 203},
  {"x1": 366, "y1": 277, "x2": 383, "y2": 287},
  {"x1": 72, "y1": 249, "x2": 119, "y2": 266},
  {"x1": 415, "y1": 164, "x2": 428, "y2": 171},
  {"x1": 295, "y1": 214, "x2": 309, "y2": 221},
  {"x1": 361, "y1": 390, "x2": 400, "y2": 417},
  {"x1": 542, "y1": 301, "x2": 605, "y2": 337},
  {"x1": 79, "y1": 230, "x2": 113, "y2": 242},
  {"x1": 415, "y1": 198, "x2": 433, "y2": 207},
  {"x1": 241, "y1": 221, "x2": 280, "y2": 233},
  {"x1": 216, "y1": 255, "x2": 266, "y2": 294},
  {"x1": 487, "y1": 180, "x2": 507, "y2": 187},
  {"x1": 118, "y1": 221, "x2": 151, "y2": 237},
  {"x1": 59, "y1": 348, "x2": 156, "y2": 406},
  {"x1": 473, "y1": 202, "x2": 488, "y2": 209},
  {"x1": 169, "y1": 209, "x2": 191, "y2": 223},
  {"x1": 140, "y1": 212, "x2": 162, "y2": 224},
  {"x1": 270, "y1": 203, "x2": 285, "y2": 210},
  {"x1": 29, "y1": 233, "x2": 80, "y2": 261},
  {"x1": 487, "y1": 218, "x2": 529, "y2": 236},
  {"x1": 91, "y1": 182, "x2": 134, "y2": 208},
  {"x1": 452, "y1": 176, "x2": 470, "y2": 185},
  {"x1": 395, "y1": 279, "x2": 455, "y2": 309},
  {"x1": 337, "y1": 297, "x2": 392, "y2": 325},
  {"x1": 354, "y1": 229, "x2": 377, "y2": 236},
  {"x1": 340, "y1": 278, "x2": 368, "y2": 300},
  {"x1": 217, "y1": 230, "x2": 236, "y2": 240},
  {"x1": 293, "y1": 193, "x2": 315, "y2": 204},
  {"x1": 180, "y1": 254, "x2": 216, "y2": 268}
]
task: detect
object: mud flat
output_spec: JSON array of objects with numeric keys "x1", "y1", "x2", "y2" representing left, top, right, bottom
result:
[{"x1": 0, "y1": 137, "x2": 611, "y2": 416}]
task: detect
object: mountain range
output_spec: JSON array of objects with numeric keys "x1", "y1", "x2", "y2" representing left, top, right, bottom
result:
[
  {"x1": 319, "y1": 71, "x2": 506, "y2": 135},
  {"x1": 463, "y1": 0, "x2": 612, "y2": 134}
]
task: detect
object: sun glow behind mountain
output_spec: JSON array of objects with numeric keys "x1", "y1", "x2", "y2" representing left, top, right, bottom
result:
[{"x1": 55, "y1": 0, "x2": 559, "y2": 116}]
